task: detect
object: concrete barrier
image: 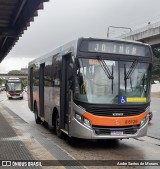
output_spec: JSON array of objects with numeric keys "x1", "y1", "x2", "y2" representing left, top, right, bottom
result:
[{"x1": 151, "y1": 84, "x2": 160, "y2": 97}]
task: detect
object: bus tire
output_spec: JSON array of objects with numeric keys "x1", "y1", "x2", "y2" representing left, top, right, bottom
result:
[
  {"x1": 55, "y1": 113, "x2": 64, "y2": 138},
  {"x1": 34, "y1": 103, "x2": 41, "y2": 124}
]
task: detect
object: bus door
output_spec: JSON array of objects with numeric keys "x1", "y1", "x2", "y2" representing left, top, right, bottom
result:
[
  {"x1": 39, "y1": 63, "x2": 45, "y2": 119},
  {"x1": 29, "y1": 67, "x2": 33, "y2": 111},
  {"x1": 60, "y1": 53, "x2": 73, "y2": 131}
]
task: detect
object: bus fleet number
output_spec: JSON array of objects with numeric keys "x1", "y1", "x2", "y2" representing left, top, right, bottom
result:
[{"x1": 125, "y1": 119, "x2": 138, "y2": 125}]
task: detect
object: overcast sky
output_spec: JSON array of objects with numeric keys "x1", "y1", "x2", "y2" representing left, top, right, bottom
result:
[{"x1": 1, "y1": 0, "x2": 160, "y2": 73}]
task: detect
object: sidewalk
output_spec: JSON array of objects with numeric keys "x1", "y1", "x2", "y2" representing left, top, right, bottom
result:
[
  {"x1": 0, "y1": 104, "x2": 65, "y2": 169},
  {"x1": 0, "y1": 106, "x2": 42, "y2": 168}
]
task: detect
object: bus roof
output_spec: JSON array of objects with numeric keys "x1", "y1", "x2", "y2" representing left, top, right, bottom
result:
[{"x1": 28, "y1": 37, "x2": 151, "y2": 66}]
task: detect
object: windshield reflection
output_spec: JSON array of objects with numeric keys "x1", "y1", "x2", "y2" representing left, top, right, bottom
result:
[
  {"x1": 7, "y1": 83, "x2": 22, "y2": 91},
  {"x1": 74, "y1": 58, "x2": 150, "y2": 104},
  {"x1": 74, "y1": 58, "x2": 118, "y2": 104},
  {"x1": 120, "y1": 61, "x2": 150, "y2": 101}
]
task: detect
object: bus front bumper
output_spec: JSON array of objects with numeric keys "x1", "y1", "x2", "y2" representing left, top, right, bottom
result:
[
  {"x1": 7, "y1": 92, "x2": 23, "y2": 99},
  {"x1": 70, "y1": 117, "x2": 148, "y2": 139}
]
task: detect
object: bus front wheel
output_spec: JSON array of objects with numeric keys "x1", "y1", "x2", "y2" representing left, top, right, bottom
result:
[
  {"x1": 56, "y1": 114, "x2": 64, "y2": 138},
  {"x1": 34, "y1": 104, "x2": 41, "y2": 124}
]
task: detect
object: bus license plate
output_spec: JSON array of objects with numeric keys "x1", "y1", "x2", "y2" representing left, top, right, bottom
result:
[{"x1": 111, "y1": 131, "x2": 123, "y2": 136}]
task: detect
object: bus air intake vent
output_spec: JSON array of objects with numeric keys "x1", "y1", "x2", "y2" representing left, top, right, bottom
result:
[
  {"x1": 93, "y1": 126, "x2": 139, "y2": 135},
  {"x1": 87, "y1": 107, "x2": 144, "y2": 117}
]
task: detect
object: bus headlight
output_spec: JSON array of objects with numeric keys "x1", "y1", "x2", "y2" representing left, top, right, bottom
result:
[
  {"x1": 84, "y1": 118, "x2": 91, "y2": 127},
  {"x1": 75, "y1": 113, "x2": 82, "y2": 121},
  {"x1": 145, "y1": 106, "x2": 152, "y2": 122},
  {"x1": 75, "y1": 113, "x2": 91, "y2": 128}
]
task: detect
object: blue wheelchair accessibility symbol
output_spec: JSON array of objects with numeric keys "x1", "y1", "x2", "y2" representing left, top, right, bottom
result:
[{"x1": 120, "y1": 96, "x2": 126, "y2": 104}]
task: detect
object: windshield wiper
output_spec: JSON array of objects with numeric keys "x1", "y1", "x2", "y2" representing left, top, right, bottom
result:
[
  {"x1": 97, "y1": 56, "x2": 114, "y2": 93},
  {"x1": 126, "y1": 59, "x2": 138, "y2": 79},
  {"x1": 124, "y1": 59, "x2": 138, "y2": 92},
  {"x1": 97, "y1": 56, "x2": 113, "y2": 79},
  {"x1": 124, "y1": 64, "x2": 127, "y2": 92}
]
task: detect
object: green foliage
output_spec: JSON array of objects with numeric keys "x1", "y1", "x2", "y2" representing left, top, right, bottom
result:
[
  {"x1": 153, "y1": 47, "x2": 160, "y2": 58},
  {"x1": 152, "y1": 55, "x2": 160, "y2": 81},
  {"x1": 22, "y1": 79, "x2": 28, "y2": 87},
  {"x1": 8, "y1": 70, "x2": 23, "y2": 75},
  {"x1": 0, "y1": 78, "x2": 6, "y2": 86}
]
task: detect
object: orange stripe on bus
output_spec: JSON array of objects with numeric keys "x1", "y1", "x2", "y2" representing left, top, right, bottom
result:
[{"x1": 83, "y1": 112, "x2": 147, "y2": 126}]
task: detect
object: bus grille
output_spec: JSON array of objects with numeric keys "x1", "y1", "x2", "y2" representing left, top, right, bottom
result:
[
  {"x1": 93, "y1": 126, "x2": 139, "y2": 135},
  {"x1": 87, "y1": 107, "x2": 143, "y2": 117}
]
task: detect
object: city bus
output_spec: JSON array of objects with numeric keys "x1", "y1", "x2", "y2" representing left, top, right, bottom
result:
[
  {"x1": 28, "y1": 37, "x2": 153, "y2": 139},
  {"x1": 6, "y1": 77, "x2": 24, "y2": 99}
]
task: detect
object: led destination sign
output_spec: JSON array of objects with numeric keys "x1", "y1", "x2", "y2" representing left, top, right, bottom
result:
[
  {"x1": 80, "y1": 41, "x2": 149, "y2": 56},
  {"x1": 8, "y1": 79, "x2": 21, "y2": 82}
]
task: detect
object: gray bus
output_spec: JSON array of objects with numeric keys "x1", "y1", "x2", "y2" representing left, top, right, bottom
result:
[{"x1": 28, "y1": 37, "x2": 153, "y2": 139}]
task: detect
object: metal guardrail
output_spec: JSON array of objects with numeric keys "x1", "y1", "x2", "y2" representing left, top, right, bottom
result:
[
  {"x1": 0, "y1": 74, "x2": 27, "y2": 79},
  {"x1": 0, "y1": 74, "x2": 27, "y2": 76}
]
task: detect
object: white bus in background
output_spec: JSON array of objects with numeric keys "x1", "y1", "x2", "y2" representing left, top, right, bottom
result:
[{"x1": 6, "y1": 78, "x2": 24, "y2": 99}]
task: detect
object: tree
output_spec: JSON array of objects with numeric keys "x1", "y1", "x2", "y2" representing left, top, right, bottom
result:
[
  {"x1": 152, "y1": 55, "x2": 160, "y2": 81},
  {"x1": 8, "y1": 70, "x2": 23, "y2": 75},
  {"x1": 0, "y1": 78, "x2": 6, "y2": 86},
  {"x1": 22, "y1": 79, "x2": 28, "y2": 87},
  {"x1": 152, "y1": 47, "x2": 160, "y2": 58}
]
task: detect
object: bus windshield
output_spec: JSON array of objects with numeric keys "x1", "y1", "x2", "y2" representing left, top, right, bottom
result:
[
  {"x1": 6, "y1": 82, "x2": 22, "y2": 91},
  {"x1": 74, "y1": 58, "x2": 150, "y2": 104}
]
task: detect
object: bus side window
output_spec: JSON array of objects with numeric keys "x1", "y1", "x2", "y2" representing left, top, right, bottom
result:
[
  {"x1": 52, "y1": 57, "x2": 61, "y2": 86},
  {"x1": 33, "y1": 65, "x2": 39, "y2": 86}
]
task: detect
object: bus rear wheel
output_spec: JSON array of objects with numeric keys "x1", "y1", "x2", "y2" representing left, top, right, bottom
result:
[
  {"x1": 56, "y1": 114, "x2": 64, "y2": 138},
  {"x1": 34, "y1": 104, "x2": 41, "y2": 124}
]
